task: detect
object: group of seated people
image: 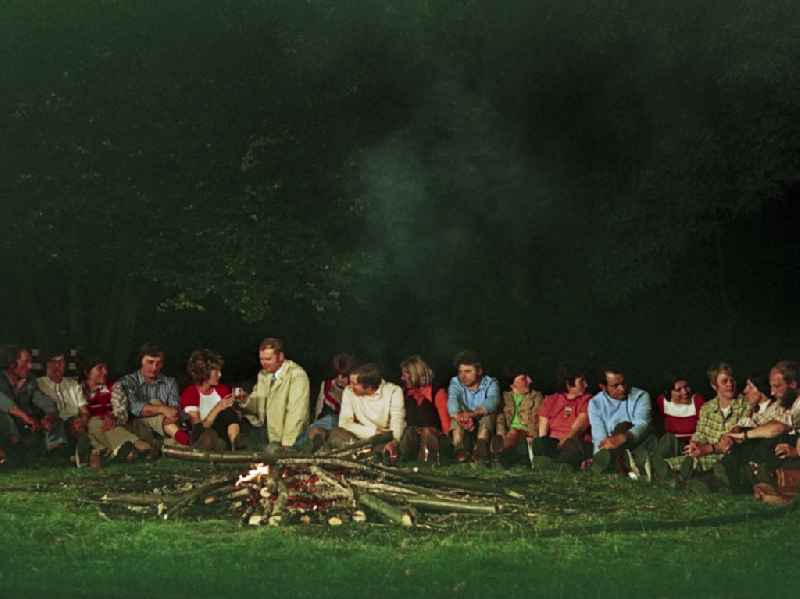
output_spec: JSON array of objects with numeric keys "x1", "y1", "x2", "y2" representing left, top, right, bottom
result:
[{"x1": 1, "y1": 339, "x2": 798, "y2": 499}]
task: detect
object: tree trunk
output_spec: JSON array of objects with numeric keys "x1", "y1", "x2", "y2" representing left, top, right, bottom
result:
[
  {"x1": 67, "y1": 274, "x2": 87, "y2": 348},
  {"x1": 111, "y1": 277, "x2": 140, "y2": 372},
  {"x1": 17, "y1": 271, "x2": 50, "y2": 349}
]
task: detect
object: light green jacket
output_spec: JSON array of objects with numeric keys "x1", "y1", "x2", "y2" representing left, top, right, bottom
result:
[{"x1": 243, "y1": 360, "x2": 310, "y2": 447}]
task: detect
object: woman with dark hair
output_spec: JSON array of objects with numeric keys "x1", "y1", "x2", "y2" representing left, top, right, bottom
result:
[
  {"x1": 179, "y1": 349, "x2": 241, "y2": 450},
  {"x1": 303, "y1": 353, "x2": 357, "y2": 451},
  {"x1": 534, "y1": 367, "x2": 592, "y2": 469},
  {"x1": 655, "y1": 376, "x2": 705, "y2": 452},
  {"x1": 81, "y1": 355, "x2": 153, "y2": 467}
]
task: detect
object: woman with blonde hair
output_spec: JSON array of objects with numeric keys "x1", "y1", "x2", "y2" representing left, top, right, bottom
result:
[{"x1": 398, "y1": 355, "x2": 449, "y2": 463}]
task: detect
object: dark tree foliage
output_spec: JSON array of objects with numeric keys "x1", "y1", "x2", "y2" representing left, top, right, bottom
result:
[{"x1": 2, "y1": 1, "x2": 798, "y2": 386}]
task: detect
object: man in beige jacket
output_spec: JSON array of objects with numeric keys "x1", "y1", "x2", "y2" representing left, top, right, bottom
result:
[{"x1": 241, "y1": 337, "x2": 310, "y2": 448}]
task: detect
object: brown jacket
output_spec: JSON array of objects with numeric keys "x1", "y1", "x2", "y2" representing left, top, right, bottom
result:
[{"x1": 496, "y1": 389, "x2": 543, "y2": 437}]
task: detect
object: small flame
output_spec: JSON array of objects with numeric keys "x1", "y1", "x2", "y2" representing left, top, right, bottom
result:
[{"x1": 237, "y1": 463, "x2": 271, "y2": 485}]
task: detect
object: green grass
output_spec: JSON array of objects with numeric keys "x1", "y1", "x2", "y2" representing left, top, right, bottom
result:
[{"x1": 1, "y1": 459, "x2": 798, "y2": 599}]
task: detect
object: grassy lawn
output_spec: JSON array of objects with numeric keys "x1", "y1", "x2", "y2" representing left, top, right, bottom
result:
[{"x1": 1, "y1": 458, "x2": 797, "y2": 599}]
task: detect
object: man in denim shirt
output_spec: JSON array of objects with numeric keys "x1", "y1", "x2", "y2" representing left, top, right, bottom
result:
[{"x1": 447, "y1": 350, "x2": 500, "y2": 465}]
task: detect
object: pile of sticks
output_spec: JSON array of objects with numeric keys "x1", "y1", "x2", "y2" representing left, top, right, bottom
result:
[{"x1": 100, "y1": 437, "x2": 523, "y2": 527}]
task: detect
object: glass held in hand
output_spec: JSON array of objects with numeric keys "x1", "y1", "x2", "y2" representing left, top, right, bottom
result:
[{"x1": 233, "y1": 387, "x2": 247, "y2": 404}]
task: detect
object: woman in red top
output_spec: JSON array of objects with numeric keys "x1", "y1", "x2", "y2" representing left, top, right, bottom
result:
[
  {"x1": 81, "y1": 355, "x2": 152, "y2": 467},
  {"x1": 655, "y1": 376, "x2": 704, "y2": 455},
  {"x1": 180, "y1": 349, "x2": 241, "y2": 450}
]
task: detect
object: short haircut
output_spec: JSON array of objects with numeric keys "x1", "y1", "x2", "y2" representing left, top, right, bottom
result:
[
  {"x1": 597, "y1": 366, "x2": 624, "y2": 387},
  {"x1": 259, "y1": 337, "x2": 284, "y2": 354},
  {"x1": 400, "y1": 355, "x2": 434, "y2": 388},
  {"x1": 331, "y1": 353, "x2": 357, "y2": 377},
  {"x1": 1, "y1": 345, "x2": 28, "y2": 370},
  {"x1": 772, "y1": 360, "x2": 799, "y2": 386},
  {"x1": 706, "y1": 362, "x2": 734, "y2": 387},
  {"x1": 352, "y1": 363, "x2": 381, "y2": 390},
  {"x1": 453, "y1": 350, "x2": 482, "y2": 371},
  {"x1": 556, "y1": 365, "x2": 586, "y2": 392},
  {"x1": 187, "y1": 349, "x2": 225, "y2": 385},
  {"x1": 42, "y1": 348, "x2": 66, "y2": 363},
  {"x1": 138, "y1": 342, "x2": 165, "y2": 364}
]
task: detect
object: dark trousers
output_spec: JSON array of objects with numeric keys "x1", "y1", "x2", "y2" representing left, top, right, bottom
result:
[
  {"x1": 210, "y1": 408, "x2": 240, "y2": 442},
  {"x1": 533, "y1": 436, "x2": 592, "y2": 469},
  {"x1": 721, "y1": 434, "x2": 799, "y2": 491}
]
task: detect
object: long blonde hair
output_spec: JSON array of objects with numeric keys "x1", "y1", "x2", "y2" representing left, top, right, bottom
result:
[{"x1": 400, "y1": 355, "x2": 434, "y2": 388}]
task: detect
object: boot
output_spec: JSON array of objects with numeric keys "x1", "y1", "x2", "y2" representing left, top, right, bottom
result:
[{"x1": 475, "y1": 439, "x2": 490, "y2": 466}]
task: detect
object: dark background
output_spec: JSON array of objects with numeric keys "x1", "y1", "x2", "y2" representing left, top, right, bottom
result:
[{"x1": 2, "y1": 1, "x2": 798, "y2": 395}]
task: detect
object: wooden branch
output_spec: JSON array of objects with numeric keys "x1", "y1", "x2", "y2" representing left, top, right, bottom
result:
[
  {"x1": 271, "y1": 479, "x2": 288, "y2": 516},
  {"x1": 162, "y1": 446, "x2": 269, "y2": 463},
  {"x1": 164, "y1": 477, "x2": 233, "y2": 520},
  {"x1": 357, "y1": 492, "x2": 414, "y2": 527},
  {"x1": 402, "y1": 496, "x2": 499, "y2": 514},
  {"x1": 309, "y1": 466, "x2": 354, "y2": 501},
  {"x1": 100, "y1": 493, "x2": 178, "y2": 506},
  {"x1": 317, "y1": 431, "x2": 394, "y2": 457},
  {"x1": 347, "y1": 479, "x2": 418, "y2": 496}
]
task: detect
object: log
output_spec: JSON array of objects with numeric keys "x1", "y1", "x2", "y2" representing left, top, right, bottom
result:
[
  {"x1": 271, "y1": 480, "x2": 289, "y2": 517},
  {"x1": 402, "y1": 496, "x2": 499, "y2": 514},
  {"x1": 309, "y1": 466, "x2": 354, "y2": 500},
  {"x1": 100, "y1": 493, "x2": 178, "y2": 506},
  {"x1": 357, "y1": 492, "x2": 414, "y2": 527},
  {"x1": 164, "y1": 477, "x2": 233, "y2": 520},
  {"x1": 317, "y1": 431, "x2": 395, "y2": 457},
  {"x1": 162, "y1": 446, "x2": 269, "y2": 463}
]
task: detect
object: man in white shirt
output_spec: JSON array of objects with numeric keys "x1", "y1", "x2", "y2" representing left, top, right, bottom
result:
[
  {"x1": 328, "y1": 363, "x2": 405, "y2": 463},
  {"x1": 37, "y1": 351, "x2": 89, "y2": 428},
  {"x1": 37, "y1": 350, "x2": 90, "y2": 460}
]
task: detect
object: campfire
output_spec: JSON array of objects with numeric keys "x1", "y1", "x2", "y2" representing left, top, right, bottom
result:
[{"x1": 99, "y1": 438, "x2": 524, "y2": 528}]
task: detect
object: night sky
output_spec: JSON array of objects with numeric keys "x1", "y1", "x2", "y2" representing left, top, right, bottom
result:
[{"x1": 2, "y1": 1, "x2": 799, "y2": 395}]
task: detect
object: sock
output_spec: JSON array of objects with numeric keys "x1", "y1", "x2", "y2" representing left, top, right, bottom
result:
[{"x1": 174, "y1": 430, "x2": 191, "y2": 446}]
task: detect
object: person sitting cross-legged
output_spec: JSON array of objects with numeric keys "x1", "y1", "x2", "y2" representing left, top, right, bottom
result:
[
  {"x1": 0, "y1": 345, "x2": 64, "y2": 464},
  {"x1": 672, "y1": 362, "x2": 747, "y2": 488},
  {"x1": 327, "y1": 363, "x2": 405, "y2": 464},
  {"x1": 588, "y1": 366, "x2": 655, "y2": 478},
  {"x1": 447, "y1": 350, "x2": 500, "y2": 466},
  {"x1": 302, "y1": 353, "x2": 357, "y2": 452},
  {"x1": 718, "y1": 361, "x2": 800, "y2": 491},
  {"x1": 82, "y1": 355, "x2": 153, "y2": 467},
  {"x1": 492, "y1": 372, "x2": 543, "y2": 468},
  {"x1": 180, "y1": 349, "x2": 242, "y2": 451},
  {"x1": 397, "y1": 355, "x2": 449, "y2": 464},
  {"x1": 37, "y1": 348, "x2": 90, "y2": 462},
  {"x1": 533, "y1": 367, "x2": 593, "y2": 469},
  {"x1": 114, "y1": 342, "x2": 190, "y2": 448}
]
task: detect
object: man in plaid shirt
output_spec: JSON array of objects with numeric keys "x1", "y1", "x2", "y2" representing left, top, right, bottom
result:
[{"x1": 679, "y1": 362, "x2": 747, "y2": 475}]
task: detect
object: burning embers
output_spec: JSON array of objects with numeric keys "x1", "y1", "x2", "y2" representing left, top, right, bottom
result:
[{"x1": 99, "y1": 445, "x2": 520, "y2": 527}]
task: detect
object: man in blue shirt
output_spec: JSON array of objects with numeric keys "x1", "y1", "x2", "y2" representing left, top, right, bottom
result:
[
  {"x1": 447, "y1": 350, "x2": 500, "y2": 465},
  {"x1": 588, "y1": 367, "x2": 654, "y2": 477}
]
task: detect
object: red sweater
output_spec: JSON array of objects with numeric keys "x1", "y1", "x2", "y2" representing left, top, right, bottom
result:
[{"x1": 85, "y1": 382, "x2": 113, "y2": 418}]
